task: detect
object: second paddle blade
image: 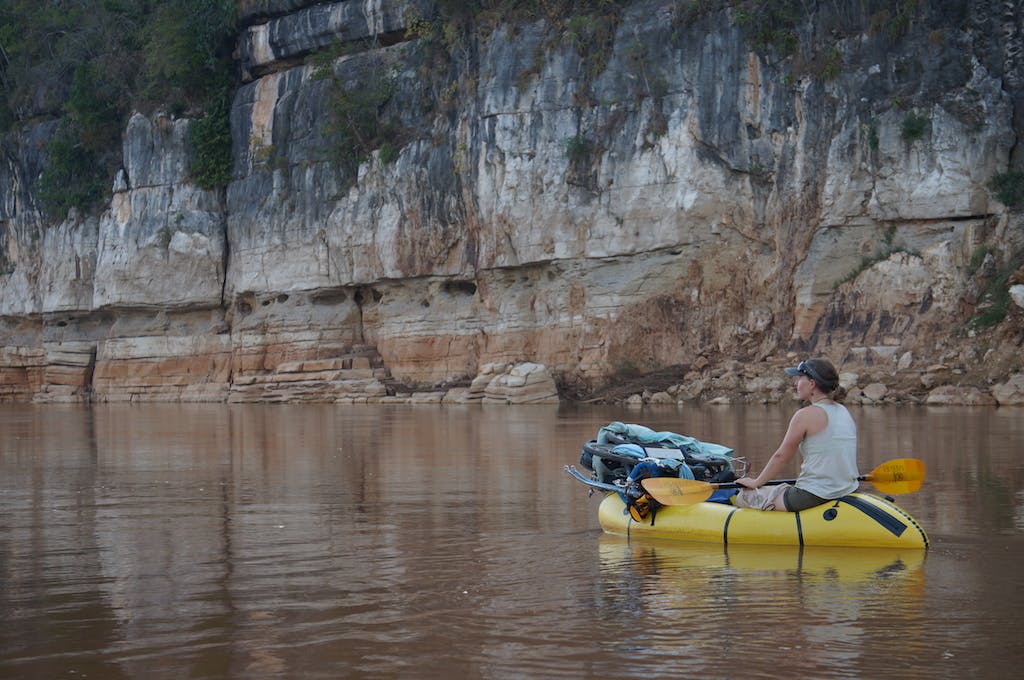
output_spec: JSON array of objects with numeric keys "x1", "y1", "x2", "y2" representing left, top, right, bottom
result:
[
  {"x1": 641, "y1": 477, "x2": 714, "y2": 505},
  {"x1": 868, "y1": 458, "x2": 926, "y2": 494}
]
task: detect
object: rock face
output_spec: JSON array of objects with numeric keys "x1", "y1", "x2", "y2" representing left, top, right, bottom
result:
[
  {"x1": 926, "y1": 385, "x2": 999, "y2": 406},
  {"x1": 993, "y1": 373, "x2": 1024, "y2": 405},
  {"x1": 1, "y1": 0, "x2": 1024, "y2": 404}
]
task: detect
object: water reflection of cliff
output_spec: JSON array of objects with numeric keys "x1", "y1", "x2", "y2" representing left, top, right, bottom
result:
[
  {"x1": 2, "y1": 403, "x2": 1022, "y2": 677},
  {"x1": 81, "y1": 404, "x2": 571, "y2": 674}
]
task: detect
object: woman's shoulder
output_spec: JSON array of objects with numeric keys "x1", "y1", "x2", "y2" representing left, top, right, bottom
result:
[
  {"x1": 793, "y1": 403, "x2": 830, "y2": 428},
  {"x1": 808, "y1": 400, "x2": 857, "y2": 430},
  {"x1": 799, "y1": 400, "x2": 835, "y2": 413}
]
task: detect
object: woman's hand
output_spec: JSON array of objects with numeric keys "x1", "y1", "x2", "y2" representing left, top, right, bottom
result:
[{"x1": 735, "y1": 476, "x2": 759, "y2": 489}]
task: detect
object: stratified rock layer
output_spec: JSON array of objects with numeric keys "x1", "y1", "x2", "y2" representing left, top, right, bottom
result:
[{"x1": 1, "y1": 1, "x2": 1023, "y2": 404}]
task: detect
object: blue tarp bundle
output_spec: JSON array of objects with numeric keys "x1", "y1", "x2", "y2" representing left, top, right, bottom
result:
[
  {"x1": 612, "y1": 444, "x2": 697, "y2": 479},
  {"x1": 598, "y1": 422, "x2": 739, "y2": 504},
  {"x1": 597, "y1": 421, "x2": 735, "y2": 459}
]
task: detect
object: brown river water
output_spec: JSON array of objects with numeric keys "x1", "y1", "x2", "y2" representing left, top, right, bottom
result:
[{"x1": 1, "y1": 402, "x2": 1022, "y2": 679}]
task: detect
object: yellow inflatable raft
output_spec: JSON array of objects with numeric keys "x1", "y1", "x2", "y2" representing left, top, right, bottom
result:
[{"x1": 598, "y1": 492, "x2": 929, "y2": 549}]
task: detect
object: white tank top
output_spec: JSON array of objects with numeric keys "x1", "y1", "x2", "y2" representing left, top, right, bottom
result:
[{"x1": 796, "y1": 402, "x2": 860, "y2": 499}]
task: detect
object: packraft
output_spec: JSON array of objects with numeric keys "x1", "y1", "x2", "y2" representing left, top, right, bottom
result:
[{"x1": 568, "y1": 422, "x2": 929, "y2": 549}]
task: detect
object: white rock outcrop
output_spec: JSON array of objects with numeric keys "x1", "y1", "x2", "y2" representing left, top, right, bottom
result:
[{"x1": 481, "y1": 363, "x2": 559, "y2": 405}]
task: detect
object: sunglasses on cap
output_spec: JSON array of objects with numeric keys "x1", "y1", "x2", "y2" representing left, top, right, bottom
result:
[{"x1": 784, "y1": 360, "x2": 828, "y2": 387}]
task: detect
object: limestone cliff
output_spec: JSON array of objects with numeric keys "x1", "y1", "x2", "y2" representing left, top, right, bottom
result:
[{"x1": 1, "y1": 0, "x2": 1023, "y2": 404}]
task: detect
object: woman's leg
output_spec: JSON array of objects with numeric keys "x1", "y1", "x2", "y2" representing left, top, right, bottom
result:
[
  {"x1": 734, "y1": 484, "x2": 790, "y2": 511},
  {"x1": 781, "y1": 486, "x2": 829, "y2": 511}
]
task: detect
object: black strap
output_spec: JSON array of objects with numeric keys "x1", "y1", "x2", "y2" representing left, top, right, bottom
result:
[{"x1": 837, "y1": 495, "x2": 908, "y2": 537}]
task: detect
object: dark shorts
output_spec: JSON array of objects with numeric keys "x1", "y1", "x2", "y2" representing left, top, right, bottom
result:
[{"x1": 783, "y1": 486, "x2": 829, "y2": 512}]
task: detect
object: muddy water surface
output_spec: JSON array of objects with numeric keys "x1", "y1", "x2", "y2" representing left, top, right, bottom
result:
[{"x1": 1, "y1": 403, "x2": 1021, "y2": 678}]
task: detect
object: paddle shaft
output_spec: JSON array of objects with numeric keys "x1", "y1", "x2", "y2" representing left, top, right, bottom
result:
[
  {"x1": 642, "y1": 458, "x2": 925, "y2": 505},
  {"x1": 709, "y1": 474, "x2": 872, "y2": 490}
]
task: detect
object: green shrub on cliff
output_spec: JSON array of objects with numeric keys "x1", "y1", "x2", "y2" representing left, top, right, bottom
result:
[
  {"x1": 901, "y1": 112, "x2": 931, "y2": 143},
  {"x1": 965, "y1": 250, "x2": 1021, "y2": 331},
  {"x1": 35, "y1": 62, "x2": 130, "y2": 217},
  {"x1": 732, "y1": 0, "x2": 801, "y2": 55},
  {"x1": 139, "y1": 0, "x2": 237, "y2": 109},
  {"x1": 36, "y1": 124, "x2": 107, "y2": 219},
  {"x1": 989, "y1": 170, "x2": 1024, "y2": 209},
  {"x1": 66, "y1": 63, "x2": 125, "y2": 151},
  {"x1": 189, "y1": 93, "x2": 233, "y2": 189},
  {"x1": 971, "y1": 270, "x2": 1013, "y2": 330},
  {"x1": 311, "y1": 41, "x2": 402, "y2": 180},
  {"x1": 0, "y1": 0, "x2": 237, "y2": 218}
]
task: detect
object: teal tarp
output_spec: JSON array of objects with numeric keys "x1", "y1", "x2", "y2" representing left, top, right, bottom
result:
[{"x1": 597, "y1": 421, "x2": 734, "y2": 459}]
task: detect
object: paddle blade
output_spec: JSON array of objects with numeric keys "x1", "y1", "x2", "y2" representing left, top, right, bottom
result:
[
  {"x1": 641, "y1": 478, "x2": 714, "y2": 505},
  {"x1": 866, "y1": 458, "x2": 925, "y2": 494}
]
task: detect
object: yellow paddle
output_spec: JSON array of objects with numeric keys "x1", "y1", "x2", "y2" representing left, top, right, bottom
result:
[{"x1": 641, "y1": 457, "x2": 926, "y2": 506}]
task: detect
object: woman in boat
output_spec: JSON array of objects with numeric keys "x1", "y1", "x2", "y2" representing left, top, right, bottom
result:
[{"x1": 733, "y1": 358, "x2": 859, "y2": 511}]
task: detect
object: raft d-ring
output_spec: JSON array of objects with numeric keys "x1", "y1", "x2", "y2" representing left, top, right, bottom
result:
[{"x1": 823, "y1": 507, "x2": 839, "y2": 521}]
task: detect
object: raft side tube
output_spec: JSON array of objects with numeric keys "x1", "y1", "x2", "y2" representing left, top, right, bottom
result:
[{"x1": 597, "y1": 492, "x2": 928, "y2": 549}]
